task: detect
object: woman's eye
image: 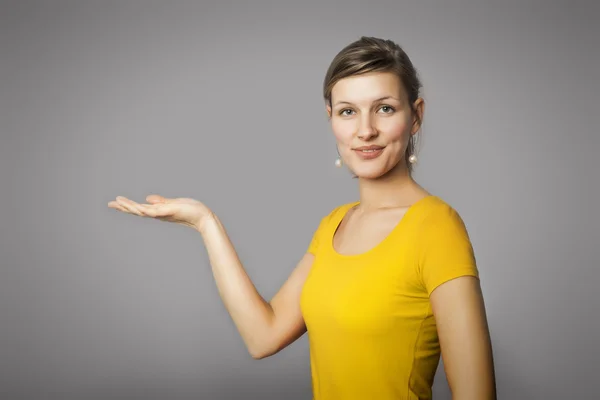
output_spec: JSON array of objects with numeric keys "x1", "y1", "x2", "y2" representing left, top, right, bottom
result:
[
  {"x1": 340, "y1": 109, "x2": 354, "y2": 116},
  {"x1": 379, "y1": 105, "x2": 394, "y2": 113}
]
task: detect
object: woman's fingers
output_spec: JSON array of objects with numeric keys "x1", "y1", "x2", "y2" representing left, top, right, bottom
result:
[
  {"x1": 138, "y1": 203, "x2": 176, "y2": 218},
  {"x1": 114, "y1": 196, "x2": 145, "y2": 216},
  {"x1": 108, "y1": 195, "x2": 179, "y2": 221},
  {"x1": 108, "y1": 201, "x2": 128, "y2": 213}
]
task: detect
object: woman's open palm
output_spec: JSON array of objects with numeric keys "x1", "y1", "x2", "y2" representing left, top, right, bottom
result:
[{"x1": 108, "y1": 194, "x2": 212, "y2": 231}]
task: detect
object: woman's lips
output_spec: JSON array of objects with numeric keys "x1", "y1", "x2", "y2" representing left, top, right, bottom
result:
[{"x1": 353, "y1": 146, "x2": 385, "y2": 160}]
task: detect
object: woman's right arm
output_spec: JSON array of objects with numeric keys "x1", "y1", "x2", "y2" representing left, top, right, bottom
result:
[
  {"x1": 109, "y1": 194, "x2": 313, "y2": 359},
  {"x1": 198, "y1": 214, "x2": 314, "y2": 359}
]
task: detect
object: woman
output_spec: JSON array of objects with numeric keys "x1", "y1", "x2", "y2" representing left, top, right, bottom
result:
[{"x1": 108, "y1": 36, "x2": 496, "y2": 400}]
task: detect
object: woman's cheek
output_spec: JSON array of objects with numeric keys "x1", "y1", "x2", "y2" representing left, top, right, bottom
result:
[
  {"x1": 331, "y1": 119, "x2": 355, "y2": 143},
  {"x1": 382, "y1": 117, "x2": 409, "y2": 141}
]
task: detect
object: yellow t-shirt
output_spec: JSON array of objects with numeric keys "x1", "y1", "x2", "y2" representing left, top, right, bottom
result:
[{"x1": 300, "y1": 195, "x2": 479, "y2": 400}]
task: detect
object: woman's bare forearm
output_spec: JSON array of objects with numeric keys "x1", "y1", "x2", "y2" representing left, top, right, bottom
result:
[{"x1": 196, "y1": 214, "x2": 276, "y2": 357}]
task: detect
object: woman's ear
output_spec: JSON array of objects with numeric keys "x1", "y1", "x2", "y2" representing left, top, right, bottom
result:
[
  {"x1": 326, "y1": 105, "x2": 332, "y2": 119},
  {"x1": 411, "y1": 98, "x2": 425, "y2": 134}
]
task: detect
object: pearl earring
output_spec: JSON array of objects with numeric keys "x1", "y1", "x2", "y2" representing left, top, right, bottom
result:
[
  {"x1": 408, "y1": 154, "x2": 418, "y2": 164},
  {"x1": 335, "y1": 157, "x2": 342, "y2": 167}
]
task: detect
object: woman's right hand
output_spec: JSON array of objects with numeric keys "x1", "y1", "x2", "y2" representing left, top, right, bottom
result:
[{"x1": 108, "y1": 194, "x2": 214, "y2": 232}]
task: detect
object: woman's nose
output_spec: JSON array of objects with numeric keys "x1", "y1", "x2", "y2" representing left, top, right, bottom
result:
[{"x1": 357, "y1": 115, "x2": 378, "y2": 140}]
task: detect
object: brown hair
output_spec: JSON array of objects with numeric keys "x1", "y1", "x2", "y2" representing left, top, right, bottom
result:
[{"x1": 323, "y1": 36, "x2": 423, "y2": 174}]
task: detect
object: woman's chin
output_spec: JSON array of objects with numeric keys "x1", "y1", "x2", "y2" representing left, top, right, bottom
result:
[
  {"x1": 349, "y1": 166, "x2": 390, "y2": 180},
  {"x1": 349, "y1": 160, "x2": 404, "y2": 180}
]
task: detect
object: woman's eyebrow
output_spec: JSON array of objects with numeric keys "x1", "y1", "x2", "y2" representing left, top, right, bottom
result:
[{"x1": 333, "y1": 96, "x2": 401, "y2": 107}]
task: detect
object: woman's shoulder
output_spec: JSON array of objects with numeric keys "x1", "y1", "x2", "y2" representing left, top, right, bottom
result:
[
  {"x1": 316, "y1": 201, "x2": 358, "y2": 224},
  {"x1": 306, "y1": 202, "x2": 358, "y2": 253},
  {"x1": 419, "y1": 194, "x2": 462, "y2": 214},
  {"x1": 316, "y1": 196, "x2": 468, "y2": 230},
  {"x1": 319, "y1": 196, "x2": 464, "y2": 223},
  {"x1": 413, "y1": 195, "x2": 469, "y2": 228}
]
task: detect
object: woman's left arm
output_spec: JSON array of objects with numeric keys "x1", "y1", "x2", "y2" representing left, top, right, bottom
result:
[{"x1": 430, "y1": 275, "x2": 497, "y2": 400}]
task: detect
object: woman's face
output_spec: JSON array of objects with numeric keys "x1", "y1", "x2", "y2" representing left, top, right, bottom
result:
[{"x1": 327, "y1": 71, "x2": 422, "y2": 179}]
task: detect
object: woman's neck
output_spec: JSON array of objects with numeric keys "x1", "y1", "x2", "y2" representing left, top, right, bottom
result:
[{"x1": 356, "y1": 164, "x2": 429, "y2": 211}]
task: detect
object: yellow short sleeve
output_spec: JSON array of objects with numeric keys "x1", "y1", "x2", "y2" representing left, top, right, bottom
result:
[{"x1": 418, "y1": 205, "x2": 479, "y2": 295}]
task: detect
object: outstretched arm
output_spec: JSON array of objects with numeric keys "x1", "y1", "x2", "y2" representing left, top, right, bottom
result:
[{"x1": 109, "y1": 195, "x2": 314, "y2": 359}]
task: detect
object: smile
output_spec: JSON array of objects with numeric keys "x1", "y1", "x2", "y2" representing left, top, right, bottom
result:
[{"x1": 353, "y1": 147, "x2": 385, "y2": 160}]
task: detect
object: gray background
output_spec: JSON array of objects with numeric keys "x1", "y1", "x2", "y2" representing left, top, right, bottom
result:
[{"x1": 1, "y1": 0, "x2": 598, "y2": 399}]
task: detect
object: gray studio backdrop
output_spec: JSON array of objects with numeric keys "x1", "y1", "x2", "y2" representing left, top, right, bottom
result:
[{"x1": 1, "y1": 1, "x2": 598, "y2": 399}]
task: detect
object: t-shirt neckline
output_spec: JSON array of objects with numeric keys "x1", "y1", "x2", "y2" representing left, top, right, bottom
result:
[{"x1": 328, "y1": 195, "x2": 437, "y2": 258}]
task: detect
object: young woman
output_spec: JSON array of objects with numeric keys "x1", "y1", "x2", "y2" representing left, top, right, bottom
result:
[{"x1": 108, "y1": 36, "x2": 496, "y2": 400}]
